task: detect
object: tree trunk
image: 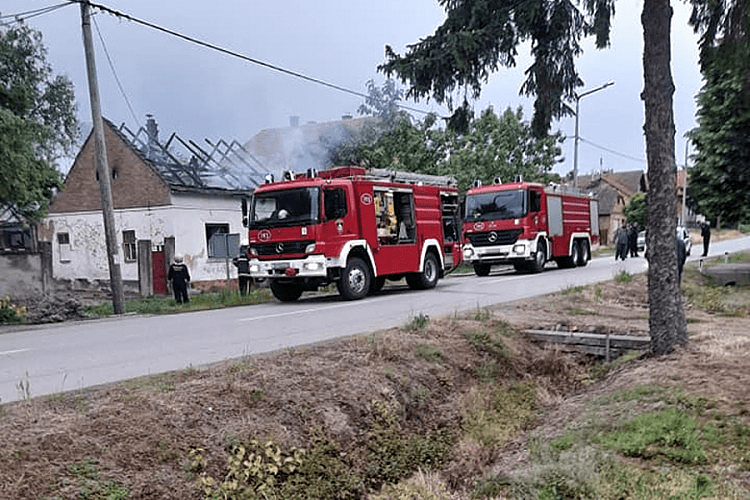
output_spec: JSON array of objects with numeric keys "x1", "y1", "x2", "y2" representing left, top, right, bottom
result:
[{"x1": 642, "y1": 0, "x2": 688, "y2": 355}]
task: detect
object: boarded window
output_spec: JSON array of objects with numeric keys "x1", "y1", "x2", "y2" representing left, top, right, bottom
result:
[
  {"x1": 57, "y1": 232, "x2": 71, "y2": 262},
  {"x1": 123, "y1": 230, "x2": 136, "y2": 262},
  {"x1": 206, "y1": 223, "x2": 239, "y2": 259}
]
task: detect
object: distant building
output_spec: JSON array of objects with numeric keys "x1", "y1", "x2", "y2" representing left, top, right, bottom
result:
[
  {"x1": 577, "y1": 170, "x2": 646, "y2": 245},
  {"x1": 241, "y1": 115, "x2": 374, "y2": 179}
]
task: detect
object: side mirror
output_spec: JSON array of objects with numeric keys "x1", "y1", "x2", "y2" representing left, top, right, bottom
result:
[{"x1": 241, "y1": 198, "x2": 248, "y2": 227}]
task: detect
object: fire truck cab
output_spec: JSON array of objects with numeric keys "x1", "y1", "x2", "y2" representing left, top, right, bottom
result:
[
  {"x1": 461, "y1": 179, "x2": 599, "y2": 275},
  {"x1": 242, "y1": 167, "x2": 462, "y2": 301}
]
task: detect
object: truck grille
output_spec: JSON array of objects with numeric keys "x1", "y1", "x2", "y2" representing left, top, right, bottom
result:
[
  {"x1": 254, "y1": 240, "x2": 313, "y2": 256},
  {"x1": 467, "y1": 229, "x2": 523, "y2": 247}
]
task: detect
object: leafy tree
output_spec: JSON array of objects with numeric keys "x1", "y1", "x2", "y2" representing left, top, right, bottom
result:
[
  {"x1": 336, "y1": 81, "x2": 564, "y2": 191},
  {"x1": 686, "y1": 0, "x2": 750, "y2": 227},
  {"x1": 441, "y1": 106, "x2": 563, "y2": 190},
  {"x1": 0, "y1": 22, "x2": 78, "y2": 220},
  {"x1": 623, "y1": 191, "x2": 647, "y2": 229},
  {"x1": 380, "y1": 0, "x2": 687, "y2": 355}
]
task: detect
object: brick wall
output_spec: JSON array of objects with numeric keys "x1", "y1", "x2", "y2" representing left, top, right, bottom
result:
[{"x1": 49, "y1": 122, "x2": 171, "y2": 213}]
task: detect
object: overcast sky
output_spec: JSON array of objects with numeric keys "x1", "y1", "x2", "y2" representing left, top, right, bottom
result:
[{"x1": 4, "y1": 1, "x2": 702, "y2": 176}]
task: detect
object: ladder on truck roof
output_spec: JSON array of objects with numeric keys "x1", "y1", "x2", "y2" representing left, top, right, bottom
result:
[{"x1": 366, "y1": 168, "x2": 457, "y2": 188}]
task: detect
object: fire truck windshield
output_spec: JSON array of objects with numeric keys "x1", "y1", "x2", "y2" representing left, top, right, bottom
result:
[
  {"x1": 465, "y1": 189, "x2": 527, "y2": 221},
  {"x1": 250, "y1": 187, "x2": 320, "y2": 228}
]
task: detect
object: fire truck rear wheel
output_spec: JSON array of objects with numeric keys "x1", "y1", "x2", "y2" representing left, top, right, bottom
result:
[
  {"x1": 338, "y1": 257, "x2": 371, "y2": 300},
  {"x1": 269, "y1": 281, "x2": 304, "y2": 302},
  {"x1": 406, "y1": 252, "x2": 440, "y2": 290},
  {"x1": 576, "y1": 240, "x2": 590, "y2": 266},
  {"x1": 473, "y1": 263, "x2": 492, "y2": 276}
]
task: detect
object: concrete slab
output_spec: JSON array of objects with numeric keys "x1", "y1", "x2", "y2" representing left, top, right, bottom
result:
[{"x1": 701, "y1": 263, "x2": 750, "y2": 286}]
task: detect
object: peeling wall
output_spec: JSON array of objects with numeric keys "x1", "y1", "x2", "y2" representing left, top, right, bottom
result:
[{"x1": 43, "y1": 191, "x2": 246, "y2": 286}]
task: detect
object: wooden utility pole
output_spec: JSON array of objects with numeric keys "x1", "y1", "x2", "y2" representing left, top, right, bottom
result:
[{"x1": 80, "y1": 1, "x2": 125, "y2": 314}]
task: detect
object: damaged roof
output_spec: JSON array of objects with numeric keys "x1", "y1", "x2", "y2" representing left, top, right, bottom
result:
[{"x1": 112, "y1": 117, "x2": 266, "y2": 192}]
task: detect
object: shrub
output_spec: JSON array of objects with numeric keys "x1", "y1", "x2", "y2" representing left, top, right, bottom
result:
[{"x1": 0, "y1": 294, "x2": 26, "y2": 324}]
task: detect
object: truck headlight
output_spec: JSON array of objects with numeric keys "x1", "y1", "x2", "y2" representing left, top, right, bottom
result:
[
  {"x1": 463, "y1": 248, "x2": 474, "y2": 259},
  {"x1": 248, "y1": 246, "x2": 258, "y2": 256},
  {"x1": 305, "y1": 243, "x2": 316, "y2": 254},
  {"x1": 513, "y1": 244, "x2": 525, "y2": 254},
  {"x1": 303, "y1": 262, "x2": 321, "y2": 271},
  {"x1": 249, "y1": 264, "x2": 260, "y2": 273}
]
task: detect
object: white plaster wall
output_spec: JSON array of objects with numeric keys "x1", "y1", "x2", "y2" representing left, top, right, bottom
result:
[{"x1": 45, "y1": 192, "x2": 246, "y2": 283}]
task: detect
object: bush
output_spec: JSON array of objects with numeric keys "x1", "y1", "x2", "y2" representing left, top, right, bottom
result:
[{"x1": 0, "y1": 294, "x2": 26, "y2": 324}]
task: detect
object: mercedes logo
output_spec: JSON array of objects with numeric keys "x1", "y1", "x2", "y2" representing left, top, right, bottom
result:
[
  {"x1": 275, "y1": 243, "x2": 284, "y2": 254},
  {"x1": 488, "y1": 231, "x2": 497, "y2": 243}
]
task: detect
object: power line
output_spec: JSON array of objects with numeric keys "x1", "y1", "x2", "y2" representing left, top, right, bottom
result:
[
  {"x1": 67, "y1": 0, "x2": 440, "y2": 118},
  {"x1": 578, "y1": 137, "x2": 647, "y2": 164},
  {"x1": 92, "y1": 13, "x2": 141, "y2": 128},
  {"x1": 0, "y1": 2, "x2": 72, "y2": 26}
]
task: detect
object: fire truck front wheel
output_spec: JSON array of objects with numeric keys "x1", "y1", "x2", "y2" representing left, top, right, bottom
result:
[
  {"x1": 337, "y1": 257, "x2": 372, "y2": 300},
  {"x1": 406, "y1": 252, "x2": 440, "y2": 290},
  {"x1": 270, "y1": 281, "x2": 304, "y2": 302},
  {"x1": 473, "y1": 263, "x2": 492, "y2": 277},
  {"x1": 528, "y1": 239, "x2": 547, "y2": 273}
]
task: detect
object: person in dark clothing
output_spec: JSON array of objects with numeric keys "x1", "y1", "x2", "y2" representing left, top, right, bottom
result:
[
  {"x1": 701, "y1": 222, "x2": 711, "y2": 257},
  {"x1": 628, "y1": 223, "x2": 639, "y2": 257},
  {"x1": 614, "y1": 226, "x2": 628, "y2": 261},
  {"x1": 167, "y1": 255, "x2": 190, "y2": 303},
  {"x1": 232, "y1": 243, "x2": 252, "y2": 295},
  {"x1": 676, "y1": 235, "x2": 687, "y2": 284}
]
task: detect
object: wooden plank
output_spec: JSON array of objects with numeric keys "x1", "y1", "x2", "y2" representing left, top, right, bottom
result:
[{"x1": 523, "y1": 329, "x2": 650, "y2": 352}]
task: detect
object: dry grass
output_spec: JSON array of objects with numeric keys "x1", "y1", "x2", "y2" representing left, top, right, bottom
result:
[{"x1": 1, "y1": 255, "x2": 749, "y2": 499}]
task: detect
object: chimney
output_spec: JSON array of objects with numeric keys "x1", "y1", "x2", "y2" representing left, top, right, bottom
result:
[
  {"x1": 145, "y1": 114, "x2": 159, "y2": 159},
  {"x1": 289, "y1": 115, "x2": 300, "y2": 128},
  {"x1": 341, "y1": 114, "x2": 352, "y2": 120}
]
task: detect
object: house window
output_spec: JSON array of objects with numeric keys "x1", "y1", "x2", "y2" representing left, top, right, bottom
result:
[
  {"x1": 123, "y1": 230, "x2": 136, "y2": 262},
  {"x1": 57, "y1": 232, "x2": 71, "y2": 262},
  {"x1": 205, "y1": 223, "x2": 230, "y2": 258}
]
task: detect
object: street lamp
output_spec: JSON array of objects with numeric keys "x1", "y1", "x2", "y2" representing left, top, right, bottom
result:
[{"x1": 573, "y1": 81, "x2": 615, "y2": 188}]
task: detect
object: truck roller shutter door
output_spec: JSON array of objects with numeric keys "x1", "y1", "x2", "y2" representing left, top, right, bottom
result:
[{"x1": 547, "y1": 196, "x2": 563, "y2": 237}]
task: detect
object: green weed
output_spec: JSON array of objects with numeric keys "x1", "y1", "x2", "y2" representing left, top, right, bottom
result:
[
  {"x1": 464, "y1": 382, "x2": 538, "y2": 448},
  {"x1": 67, "y1": 458, "x2": 129, "y2": 499},
  {"x1": 614, "y1": 270, "x2": 634, "y2": 283},
  {"x1": 415, "y1": 343, "x2": 444, "y2": 364},
  {"x1": 403, "y1": 313, "x2": 430, "y2": 331},
  {"x1": 599, "y1": 408, "x2": 707, "y2": 464},
  {"x1": 83, "y1": 288, "x2": 273, "y2": 318},
  {"x1": 565, "y1": 306, "x2": 599, "y2": 316},
  {"x1": 464, "y1": 330, "x2": 510, "y2": 360},
  {"x1": 366, "y1": 400, "x2": 455, "y2": 486}
]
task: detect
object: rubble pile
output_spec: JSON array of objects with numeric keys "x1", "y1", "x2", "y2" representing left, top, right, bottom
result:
[{"x1": 17, "y1": 295, "x2": 87, "y2": 324}]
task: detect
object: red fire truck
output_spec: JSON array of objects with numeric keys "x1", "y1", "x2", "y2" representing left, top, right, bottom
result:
[
  {"x1": 461, "y1": 178, "x2": 599, "y2": 275},
  {"x1": 241, "y1": 167, "x2": 462, "y2": 301}
]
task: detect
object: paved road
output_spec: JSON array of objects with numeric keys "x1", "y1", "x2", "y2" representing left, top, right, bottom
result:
[{"x1": 1, "y1": 236, "x2": 748, "y2": 404}]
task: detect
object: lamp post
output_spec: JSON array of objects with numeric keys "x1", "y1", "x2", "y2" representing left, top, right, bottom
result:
[{"x1": 573, "y1": 81, "x2": 615, "y2": 188}]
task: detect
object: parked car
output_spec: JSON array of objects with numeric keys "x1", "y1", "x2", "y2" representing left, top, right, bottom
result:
[
  {"x1": 677, "y1": 226, "x2": 692, "y2": 256},
  {"x1": 637, "y1": 227, "x2": 692, "y2": 256}
]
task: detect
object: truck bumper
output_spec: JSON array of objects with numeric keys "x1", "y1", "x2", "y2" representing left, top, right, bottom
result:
[
  {"x1": 248, "y1": 254, "x2": 329, "y2": 279},
  {"x1": 462, "y1": 241, "x2": 533, "y2": 265}
]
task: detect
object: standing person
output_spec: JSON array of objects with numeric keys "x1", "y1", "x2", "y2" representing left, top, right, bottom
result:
[
  {"x1": 628, "y1": 223, "x2": 639, "y2": 257},
  {"x1": 233, "y1": 242, "x2": 252, "y2": 296},
  {"x1": 701, "y1": 221, "x2": 711, "y2": 257},
  {"x1": 167, "y1": 255, "x2": 190, "y2": 304},
  {"x1": 676, "y1": 235, "x2": 687, "y2": 284},
  {"x1": 614, "y1": 225, "x2": 628, "y2": 261}
]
